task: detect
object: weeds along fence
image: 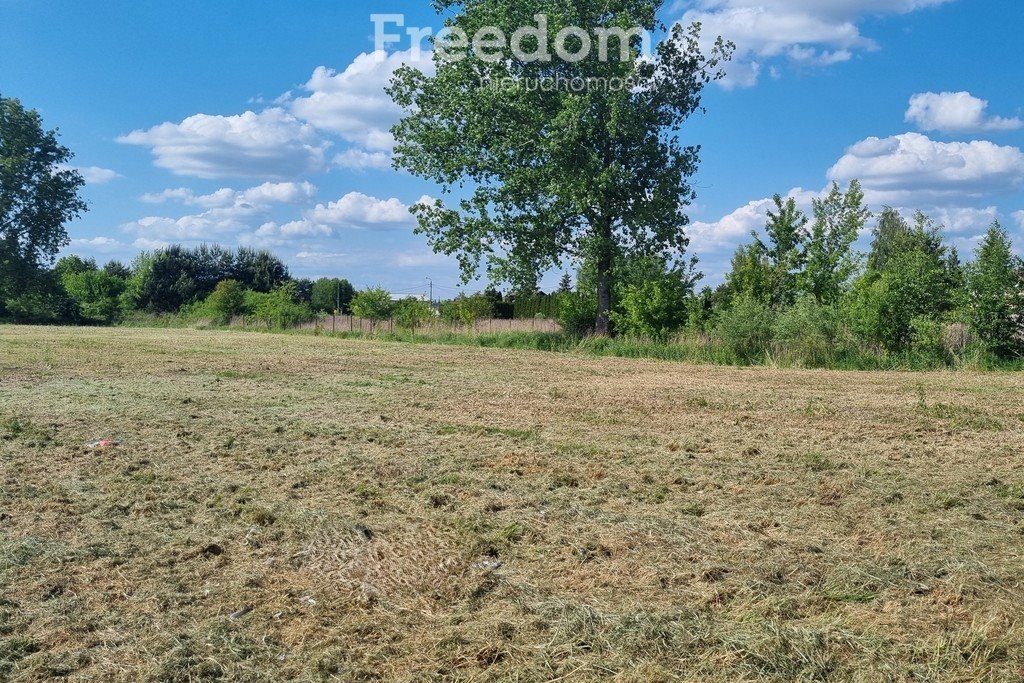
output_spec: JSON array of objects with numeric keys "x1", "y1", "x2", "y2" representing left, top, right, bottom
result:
[{"x1": 229, "y1": 314, "x2": 562, "y2": 335}]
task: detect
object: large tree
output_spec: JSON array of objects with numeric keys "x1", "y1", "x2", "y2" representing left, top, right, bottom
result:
[
  {"x1": 389, "y1": 1, "x2": 731, "y2": 334},
  {"x1": 1, "y1": 95, "x2": 87, "y2": 307}
]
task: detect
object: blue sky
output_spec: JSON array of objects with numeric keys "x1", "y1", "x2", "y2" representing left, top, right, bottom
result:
[{"x1": 2, "y1": 0, "x2": 1022, "y2": 296}]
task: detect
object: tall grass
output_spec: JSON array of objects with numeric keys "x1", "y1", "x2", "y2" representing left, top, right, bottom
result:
[
  {"x1": 293, "y1": 328, "x2": 1022, "y2": 371},
  {"x1": 118, "y1": 311, "x2": 1021, "y2": 371}
]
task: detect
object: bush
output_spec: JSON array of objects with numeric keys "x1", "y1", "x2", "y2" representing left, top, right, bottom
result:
[
  {"x1": 206, "y1": 279, "x2": 247, "y2": 325},
  {"x1": 773, "y1": 296, "x2": 840, "y2": 366},
  {"x1": 715, "y1": 295, "x2": 774, "y2": 363},
  {"x1": 393, "y1": 298, "x2": 434, "y2": 330},
  {"x1": 557, "y1": 293, "x2": 597, "y2": 337},
  {"x1": 247, "y1": 282, "x2": 312, "y2": 329},
  {"x1": 438, "y1": 294, "x2": 493, "y2": 328},
  {"x1": 909, "y1": 316, "x2": 946, "y2": 362},
  {"x1": 611, "y1": 277, "x2": 689, "y2": 341},
  {"x1": 350, "y1": 287, "x2": 395, "y2": 330}
]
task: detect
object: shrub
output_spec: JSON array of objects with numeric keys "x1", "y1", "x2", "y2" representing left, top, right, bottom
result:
[
  {"x1": 206, "y1": 279, "x2": 247, "y2": 325},
  {"x1": 438, "y1": 294, "x2": 493, "y2": 329},
  {"x1": 773, "y1": 296, "x2": 840, "y2": 366},
  {"x1": 909, "y1": 316, "x2": 946, "y2": 362},
  {"x1": 715, "y1": 295, "x2": 774, "y2": 363},
  {"x1": 393, "y1": 298, "x2": 435, "y2": 330},
  {"x1": 350, "y1": 287, "x2": 395, "y2": 330},
  {"x1": 611, "y1": 277, "x2": 689, "y2": 341},
  {"x1": 557, "y1": 293, "x2": 597, "y2": 337},
  {"x1": 247, "y1": 282, "x2": 312, "y2": 329}
]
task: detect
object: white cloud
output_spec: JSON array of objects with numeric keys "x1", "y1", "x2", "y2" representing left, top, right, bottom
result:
[
  {"x1": 1013, "y1": 210, "x2": 1024, "y2": 229},
  {"x1": 256, "y1": 220, "x2": 333, "y2": 238},
  {"x1": 70, "y1": 166, "x2": 121, "y2": 185},
  {"x1": 687, "y1": 187, "x2": 818, "y2": 253},
  {"x1": 121, "y1": 214, "x2": 249, "y2": 242},
  {"x1": 307, "y1": 192, "x2": 427, "y2": 229},
  {"x1": 289, "y1": 49, "x2": 434, "y2": 152},
  {"x1": 68, "y1": 236, "x2": 126, "y2": 253},
  {"x1": 334, "y1": 149, "x2": 393, "y2": 171},
  {"x1": 141, "y1": 181, "x2": 316, "y2": 215},
  {"x1": 393, "y1": 250, "x2": 455, "y2": 268},
  {"x1": 919, "y1": 206, "x2": 999, "y2": 234},
  {"x1": 118, "y1": 108, "x2": 329, "y2": 180},
  {"x1": 679, "y1": 0, "x2": 953, "y2": 87},
  {"x1": 906, "y1": 92, "x2": 1023, "y2": 133},
  {"x1": 828, "y1": 132, "x2": 1024, "y2": 204},
  {"x1": 123, "y1": 181, "x2": 318, "y2": 243},
  {"x1": 133, "y1": 237, "x2": 171, "y2": 251}
]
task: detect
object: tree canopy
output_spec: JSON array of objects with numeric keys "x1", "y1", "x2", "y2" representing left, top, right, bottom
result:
[
  {"x1": 389, "y1": 0, "x2": 732, "y2": 334},
  {"x1": 1, "y1": 95, "x2": 87, "y2": 307}
]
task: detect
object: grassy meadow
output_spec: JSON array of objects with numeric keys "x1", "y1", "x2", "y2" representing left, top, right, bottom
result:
[{"x1": 2, "y1": 326, "x2": 1024, "y2": 681}]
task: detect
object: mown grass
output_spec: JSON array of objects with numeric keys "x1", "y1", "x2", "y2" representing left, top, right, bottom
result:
[{"x1": 2, "y1": 325, "x2": 1024, "y2": 681}]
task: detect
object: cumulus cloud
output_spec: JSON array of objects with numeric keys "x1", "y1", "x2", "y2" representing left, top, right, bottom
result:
[
  {"x1": 687, "y1": 188, "x2": 819, "y2": 253},
  {"x1": 1013, "y1": 210, "x2": 1024, "y2": 229},
  {"x1": 121, "y1": 214, "x2": 249, "y2": 242},
  {"x1": 906, "y1": 92, "x2": 1023, "y2": 133},
  {"x1": 289, "y1": 49, "x2": 434, "y2": 153},
  {"x1": 140, "y1": 181, "x2": 316, "y2": 215},
  {"x1": 124, "y1": 181, "x2": 319, "y2": 243},
  {"x1": 917, "y1": 205, "x2": 999, "y2": 234},
  {"x1": 334, "y1": 149, "x2": 393, "y2": 171},
  {"x1": 678, "y1": 0, "x2": 953, "y2": 87},
  {"x1": 307, "y1": 192, "x2": 429, "y2": 229},
  {"x1": 67, "y1": 236, "x2": 127, "y2": 254},
  {"x1": 827, "y1": 132, "x2": 1024, "y2": 204},
  {"x1": 118, "y1": 108, "x2": 329, "y2": 180},
  {"x1": 67, "y1": 166, "x2": 121, "y2": 185}
]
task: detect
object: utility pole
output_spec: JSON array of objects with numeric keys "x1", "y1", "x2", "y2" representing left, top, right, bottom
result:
[{"x1": 425, "y1": 277, "x2": 434, "y2": 305}]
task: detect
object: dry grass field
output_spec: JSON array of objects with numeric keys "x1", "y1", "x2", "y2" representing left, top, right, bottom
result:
[{"x1": 2, "y1": 326, "x2": 1024, "y2": 682}]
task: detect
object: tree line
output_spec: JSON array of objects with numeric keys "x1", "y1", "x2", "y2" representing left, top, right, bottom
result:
[{"x1": 557, "y1": 181, "x2": 1024, "y2": 364}]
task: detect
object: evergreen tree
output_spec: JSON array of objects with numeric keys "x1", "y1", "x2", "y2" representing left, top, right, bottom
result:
[{"x1": 966, "y1": 222, "x2": 1023, "y2": 356}]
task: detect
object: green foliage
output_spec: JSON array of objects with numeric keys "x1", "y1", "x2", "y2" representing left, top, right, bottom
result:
[
  {"x1": 848, "y1": 211, "x2": 958, "y2": 352},
  {"x1": 909, "y1": 316, "x2": 947, "y2": 361},
  {"x1": 558, "y1": 273, "x2": 573, "y2": 294},
  {"x1": 755, "y1": 194, "x2": 809, "y2": 306},
  {"x1": 389, "y1": 3, "x2": 732, "y2": 332},
  {"x1": 724, "y1": 243, "x2": 772, "y2": 304},
  {"x1": 1, "y1": 270, "x2": 76, "y2": 323},
  {"x1": 61, "y1": 268, "x2": 127, "y2": 324},
  {"x1": 206, "y1": 279, "x2": 247, "y2": 325},
  {"x1": 611, "y1": 266, "x2": 691, "y2": 340},
  {"x1": 512, "y1": 293, "x2": 562, "y2": 319},
  {"x1": 800, "y1": 181, "x2": 869, "y2": 303},
  {"x1": 393, "y1": 298, "x2": 435, "y2": 330},
  {"x1": 558, "y1": 292, "x2": 598, "y2": 337},
  {"x1": 0, "y1": 96, "x2": 87, "y2": 309},
  {"x1": 310, "y1": 278, "x2": 355, "y2": 314},
  {"x1": 350, "y1": 287, "x2": 395, "y2": 328},
  {"x1": 122, "y1": 245, "x2": 289, "y2": 313},
  {"x1": 716, "y1": 295, "x2": 774, "y2": 363},
  {"x1": 439, "y1": 293, "x2": 494, "y2": 328},
  {"x1": 965, "y1": 222, "x2": 1023, "y2": 357},
  {"x1": 231, "y1": 247, "x2": 290, "y2": 293},
  {"x1": 773, "y1": 296, "x2": 841, "y2": 366},
  {"x1": 246, "y1": 282, "x2": 312, "y2": 329}
]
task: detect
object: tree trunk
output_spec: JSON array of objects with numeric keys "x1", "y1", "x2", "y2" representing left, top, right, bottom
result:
[{"x1": 594, "y1": 249, "x2": 613, "y2": 337}]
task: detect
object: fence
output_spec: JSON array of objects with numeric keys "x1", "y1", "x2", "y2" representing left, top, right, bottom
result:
[{"x1": 231, "y1": 314, "x2": 562, "y2": 335}]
